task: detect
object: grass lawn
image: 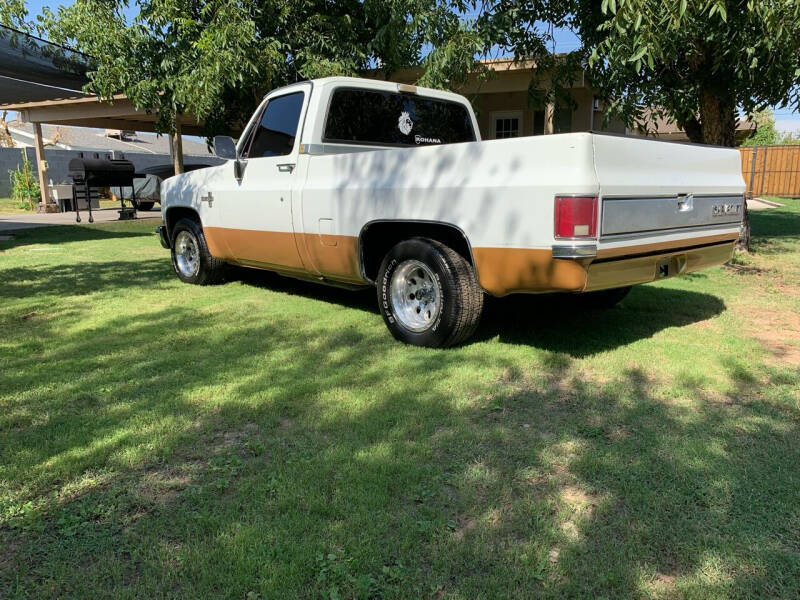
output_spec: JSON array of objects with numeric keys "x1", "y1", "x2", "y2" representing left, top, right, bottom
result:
[
  {"x1": 0, "y1": 197, "x2": 127, "y2": 214},
  {"x1": 0, "y1": 197, "x2": 34, "y2": 214},
  {"x1": 1, "y1": 201, "x2": 799, "y2": 599}
]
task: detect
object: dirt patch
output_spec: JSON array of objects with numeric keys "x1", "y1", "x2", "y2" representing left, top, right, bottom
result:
[
  {"x1": 132, "y1": 464, "x2": 199, "y2": 505},
  {"x1": 558, "y1": 484, "x2": 597, "y2": 541},
  {"x1": 0, "y1": 538, "x2": 19, "y2": 572},
  {"x1": 451, "y1": 517, "x2": 477, "y2": 541},
  {"x1": 746, "y1": 308, "x2": 800, "y2": 367},
  {"x1": 652, "y1": 572, "x2": 677, "y2": 588}
]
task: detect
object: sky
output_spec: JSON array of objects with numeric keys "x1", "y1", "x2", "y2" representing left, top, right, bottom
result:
[{"x1": 14, "y1": 0, "x2": 800, "y2": 135}]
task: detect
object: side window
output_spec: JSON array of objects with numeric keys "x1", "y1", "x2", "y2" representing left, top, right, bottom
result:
[{"x1": 245, "y1": 92, "x2": 304, "y2": 158}]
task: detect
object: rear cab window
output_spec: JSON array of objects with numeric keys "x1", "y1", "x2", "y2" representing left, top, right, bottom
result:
[{"x1": 323, "y1": 88, "x2": 476, "y2": 147}]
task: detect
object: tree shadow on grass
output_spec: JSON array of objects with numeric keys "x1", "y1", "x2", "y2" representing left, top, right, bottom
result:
[
  {"x1": 227, "y1": 265, "x2": 725, "y2": 359},
  {"x1": 0, "y1": 224, "x2": 153, "y2": 250},
  {"x1": 1, "y1": 298, "x2": 797, "y2": 599},
  {"x1": 474, "y1": 284, "x2": 725, "y2": 357},
  {"x1": 750, "y1": 206, "x2": 800, "y2": 239},
  {"x1": 0, "y1": 259, "x2": 172, "y2": 300}
]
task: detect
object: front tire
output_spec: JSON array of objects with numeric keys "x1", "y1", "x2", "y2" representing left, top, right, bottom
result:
[
  {"x1": 377, "y1": 238, "x2": 483, "y2": 347},
  {"x1": 170, "y1": 218, "x2": 225, "y2": 285}
]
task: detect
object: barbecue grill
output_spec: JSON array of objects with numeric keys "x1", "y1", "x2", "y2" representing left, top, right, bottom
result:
[{"x1": 68, "y1": 153, "x2": 139, "y2": 222}]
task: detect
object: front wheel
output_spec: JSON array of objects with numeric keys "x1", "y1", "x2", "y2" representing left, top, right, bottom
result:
[
  {"x1": 170, "y1": 218, "x2": 225, "y2": 285},
  {"x1": 377, "y1": 238, "x2": 483, "y2": 347}
]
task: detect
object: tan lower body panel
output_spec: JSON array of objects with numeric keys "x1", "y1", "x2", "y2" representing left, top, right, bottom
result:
[
  {"x1": 204, "y1": 227, "x2": 364, "y2": 283},
  {"x1": 472, "y1": 247, "x2": 588, "y2": 296},
  {"x1": 201, "y1": 227, "x2": 736, "y2": 297}
]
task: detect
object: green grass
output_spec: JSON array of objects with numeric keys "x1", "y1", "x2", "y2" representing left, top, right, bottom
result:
[
  {"x1": 1, "y1": 202, "x2": 799, "y2": 599},
  {"x1": 0, "y1": 196, "x2": 34, "y2": 214}
]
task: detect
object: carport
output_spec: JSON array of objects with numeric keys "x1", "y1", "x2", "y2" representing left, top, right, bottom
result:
[{"x1": 0, "y1": 25, "x2": 205, "y2": 209}]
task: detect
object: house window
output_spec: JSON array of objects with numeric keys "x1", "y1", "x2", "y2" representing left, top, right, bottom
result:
[{"x1": 492, "y1": 111, "x2": 523, "y2": 139}]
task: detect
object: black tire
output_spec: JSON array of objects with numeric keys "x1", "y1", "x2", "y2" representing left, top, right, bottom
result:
[
  {"x1": 579, "y1": 286, "x2": 631, "y2": 309},
  {"x1": 170, "y1": 217, "x2": 225, "y2": 285},
  {"x1": 377, "y1": 238, "x2": 483, "y2": 348},
  {"x1": 135, "y1": 201, "x2": 155, "y2": 211}
]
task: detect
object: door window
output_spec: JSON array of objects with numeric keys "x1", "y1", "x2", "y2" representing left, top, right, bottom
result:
[{"x1": 244, "y1": 92, "x2": 304, "y2": 158}]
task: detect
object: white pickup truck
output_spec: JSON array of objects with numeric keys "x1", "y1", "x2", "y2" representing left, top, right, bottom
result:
[{"x1": 157, "y1": 76, "x2": 745, "y2": 347}]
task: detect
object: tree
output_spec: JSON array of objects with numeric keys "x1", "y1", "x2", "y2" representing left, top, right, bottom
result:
[
  {"x1": 741, "y1": 109, "x2": 800, "y2": 146},
  {"x1": 0, "y1": 0, "x2": 27, "y2": 27},
  {"x1": 741, "y1": 110, "x2": 780, "y2": 147},
  {"x1": 34, "y1": 0, "x2": 499, "y2": 137},
  {"x1": 576, "y1": 0, "x2": 800, "y2": 148},
  {"x1": 32, "y1": 0, "x2": 576, "y2": 138}
]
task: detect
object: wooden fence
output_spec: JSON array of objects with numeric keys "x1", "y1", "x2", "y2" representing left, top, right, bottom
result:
[{"x1": 740, "y1": 145, "x2": 800, "y2": 198}]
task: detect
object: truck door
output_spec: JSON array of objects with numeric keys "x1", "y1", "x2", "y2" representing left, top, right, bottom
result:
[{"x1": 213, "y1": 85, "x2": 310, "y2": 272}]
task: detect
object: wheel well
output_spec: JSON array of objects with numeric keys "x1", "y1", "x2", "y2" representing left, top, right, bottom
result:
[
  {"x1": 359, "y1": 221, "x2": 474, "y2": 283},
  {"x1": 165, "y1": 206, "x2": 200, "y2": 240}
]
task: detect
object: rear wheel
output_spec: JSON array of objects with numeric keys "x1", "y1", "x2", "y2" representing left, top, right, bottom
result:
[
  {"x1": 377, "y1": 238, "x2": 483, "y2": 347},
  {"x1": 579, "y1": 286, "x2": 631, "y2": 309},
  {"x1": 170, "y1": 218, "x2": 225, "y2": 285}
]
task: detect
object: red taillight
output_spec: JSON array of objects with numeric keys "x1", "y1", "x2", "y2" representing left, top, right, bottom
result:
[{"x1": 554, "y1": 196, "x2": 598, "y2": 239}]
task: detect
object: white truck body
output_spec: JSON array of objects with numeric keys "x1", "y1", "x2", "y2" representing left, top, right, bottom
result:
[{"x1": 159, "y1": 77, "x2": 744, "y2": 344}]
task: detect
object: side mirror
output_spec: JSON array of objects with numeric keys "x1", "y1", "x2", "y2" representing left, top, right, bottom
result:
[
  {"x1": 213, "y1": 135, "x2": 238, "y2": 160},
  {"x1": 213, "y1": 135, "x2": 246, "y2": 182}
]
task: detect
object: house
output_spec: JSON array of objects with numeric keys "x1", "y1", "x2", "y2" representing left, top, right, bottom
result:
[{"x1": 383, "y1": 58, "x2": 754, "y2": 143}]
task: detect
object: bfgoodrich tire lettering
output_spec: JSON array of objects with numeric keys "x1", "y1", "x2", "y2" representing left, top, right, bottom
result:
[
  {"x1": 377, "y1": 237, "x2": 483, "y2": 347},
  {"x1": 170, "y1": 217, "x2": 225, "y2": 285}
]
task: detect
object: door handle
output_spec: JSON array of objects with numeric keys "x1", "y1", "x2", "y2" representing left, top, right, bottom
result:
[{"x1": 277, "y1": 163, "x2": 295, "y2": 173}]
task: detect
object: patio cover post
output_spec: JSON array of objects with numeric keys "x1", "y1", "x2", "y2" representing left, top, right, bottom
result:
[
  {"x1": 32, "y1": 122, "x2": 51, "y2": 208},
  {"x1": 170, "y1": 120, "x2": 184, "y2": 176}
]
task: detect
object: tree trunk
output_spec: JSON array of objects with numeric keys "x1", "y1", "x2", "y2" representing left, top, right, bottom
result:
[
  {"x1": 699, "y1": 90, "x2": 736, "y2": 147},
  {"x1": 737, "y1": 197, "x2": 751, "y2": 251},
  {"x1": 697, "y1": 90, "x2": 748, "y2": 250},
  {"x1": 682, "y1": 115, "x2": 704, "y2": 144}
]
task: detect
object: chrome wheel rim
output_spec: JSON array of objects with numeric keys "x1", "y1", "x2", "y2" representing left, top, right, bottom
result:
[
  {"x1": 174, "y1": 230, "x2": 200, "y2": 277},
  {"x1": 390, "y1": 260, "x2": 441, "y2": 332}
]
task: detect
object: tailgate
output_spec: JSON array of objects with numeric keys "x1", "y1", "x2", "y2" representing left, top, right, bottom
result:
[{"x1": 591, "y1": 134, "x2": 745, "y2": 239}]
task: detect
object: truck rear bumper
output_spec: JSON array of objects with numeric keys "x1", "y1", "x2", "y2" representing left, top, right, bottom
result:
[
  {"x1": 582, "y1": 240, "x2": 735, "y2": 292},
  {"x1": 472, "y1": 235, "x2": 737, "y2": 296}
]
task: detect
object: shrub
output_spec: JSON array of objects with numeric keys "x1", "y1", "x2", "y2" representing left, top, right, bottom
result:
[{"x1": 9, "y1": 150, "x2": 40, "y2": 211}]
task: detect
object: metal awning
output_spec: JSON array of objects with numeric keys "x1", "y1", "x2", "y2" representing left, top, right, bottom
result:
[
  {"x1": 0, "y1": 25, "x2": 212, "y2": 206},
  {"x1": 0, "y1": 25, "x2": 90, "y2": 104}
]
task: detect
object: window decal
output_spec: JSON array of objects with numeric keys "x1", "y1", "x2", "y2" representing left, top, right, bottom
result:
[{"x1": 398, "y1": 111, "x2": 413, "y2": 135}]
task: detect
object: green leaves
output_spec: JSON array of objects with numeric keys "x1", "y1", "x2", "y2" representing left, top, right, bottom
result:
[
  {"x1": 579, "y1": 0, "x2": 800, "y2": 145},
  {"x1": 38, "y1": 0, "x2": 485, "y2": 137}
]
